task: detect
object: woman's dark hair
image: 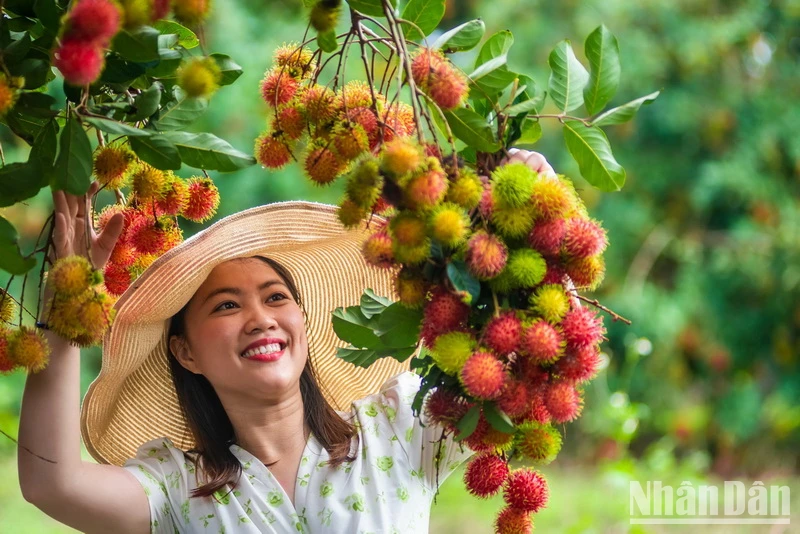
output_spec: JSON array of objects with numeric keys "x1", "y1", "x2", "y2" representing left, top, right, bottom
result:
[{"x1": 167, "y1": 256, "x2": 358, "y2": 499}]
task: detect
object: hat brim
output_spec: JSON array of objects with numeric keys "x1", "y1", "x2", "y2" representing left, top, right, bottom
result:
[{"x1": 80, "y1": 201, "x2": 410, "y2": 466}]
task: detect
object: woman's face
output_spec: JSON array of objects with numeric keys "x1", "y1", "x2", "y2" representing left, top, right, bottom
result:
[{"x1": 170, "y1": 257, "x2": 309, "y2": 403}]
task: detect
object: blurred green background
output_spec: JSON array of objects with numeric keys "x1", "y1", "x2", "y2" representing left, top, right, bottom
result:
[{"x1": 1, "y1": 0, "x2": 798, "y2": 531}]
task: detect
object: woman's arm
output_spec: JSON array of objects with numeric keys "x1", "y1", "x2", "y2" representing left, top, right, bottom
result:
[{"x1": 17, "y1": 185, "x2": 152, "y2": 534}]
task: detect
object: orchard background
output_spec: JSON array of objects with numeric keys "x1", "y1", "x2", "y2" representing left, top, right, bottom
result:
[{"x1": 1, "y1": 0, "x2": 799, "y2": 532}]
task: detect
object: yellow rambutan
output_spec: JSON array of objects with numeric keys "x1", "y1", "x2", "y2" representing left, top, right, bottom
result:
[
  {"x1": 394, "y1": 267, "x2": 427, "y2": 308},
  {"x1": 301, "y1": 84, "x2": 337, "y2": 125},
  {"x1": 273, "y1": 43, "x2": 315, "y2": 78},
  {"x1": 362, "y1": 230, "x2": 394, "y2": 269},
  {"x1": 93, "y1": 145, "x2": 133, "y2": 189},
  {"x1": 337, "y1": 80, "x2": 374, "y2": 110},
  {"x1": 491, "y1": 203, "x2": 536, "y2": 239},
  {"x1": 131, "y1": 163, "x2": 168, "y2": 202},
  {"x1": 76, "y1": 290, "x2": 116, "y2": 343},
  {"x1": 446, "y1": 168, "x2": 483, "y2": 210},
  {"x1": 255, "y1": 133, "x2": 293, "y2": 169},
  {"x1": 172, "y1": 0, "x2": 211, "y2": 26},
  {"x1": 177, "y1": 57, "x2": 221, "y2": 98},
  {"x1": 380, "y1": 137, "x2": 422, "y2": 178},
  {"x1": 389, "y1": 211, "x2": 427, "y2": 247},
  {"x1": 309, "y1": 1, "x2": 340, "y2": 32},
  {"x1": 403, "y1": 162, "x2": 448, "y2": 211},
  {"x1": 47, "y1": 293, "x2": 89, "y2": 340},
  {"x1": 428, "y1": 203, "x2": 470, "y2": 248},
  {"x1": 0, "y1": 290, "x2": 16, "y2": 324},
  {"x1": 49, "y1": 256, "x2": 95, "y2": 296},
  {"x1": 7, "y1": 326, "x2": 50, "y2": 373},
  {"x1": 332, "y1": 123, "x2": 369, "y2": 161},
  {"x1": 564, "y1": 254, "x2": 605, "y2": 291},
  {"x1": 529, "y1": 284, "x2": 570, "y2": 324}
]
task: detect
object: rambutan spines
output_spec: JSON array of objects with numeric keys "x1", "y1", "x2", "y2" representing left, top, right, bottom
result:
[
  {"x1": 255, "y1": 134, "x2": 292, "y2": 169},
  {"x1": 495, "y1": 507, "x2": 533, "y2": 534},
  {"x1": 381, "y1": 137, "x2": 423, "y2": 178},
  {"x1": 423, "y1": 287, "x2": 470, "y2": 334},
  {"x1": 446, "y1": 169, "x2": 483, "y2": 210},
  {"x1": 0, "y1": 290, "x2": 16, "y2": 323},
  {"x1": 507, "y1": 248, "x2": 547, "y2": 288},
  {"x1": 7, "y1": 326, "x2": 50, "y2": 373},
  {"x1": 345, "y1": 158, "x2": 383, "y2": 209},
  {"x1": 301, "y1": 84, "x2": 336, "y2": 125},
  {"x1": 273, "y1": 43, "x2": 315, "y2": 76},
  {"x1": 561, "y1": 306, "x2": 605, "y2": 348},
  {"x1": 564, "y1": 254, "x2": 605, "y2": 291},
  {"x1": 172, "y1": 0, "x2": 211, "y2": 26},
  {"x1": 65, "y1": 0, "x2": 121, "y2": 47},
  {"x1": 183, "y1": 177, "x2": 220, "y2": 223},
  {"x1": 495, "y1": 378, "x2": 531, "y2": 419},
  {"x1": 332, "y1": 124, "x2": 368, "y2": 161},
  {"x1": 521, "y1": 319, "x2": 564, "y2": 364},
  {"x1": 131, "y1": 164, "x2": 168, "y2": 202},
  {"x1": 411, "y1": 49, "x2": 468, "y2": 110},
  {"x1": 530, "y1": 176, "x2": 575, "y2": 221},
  {"x1": 503, "y1": 468, "x2": 549, "y2": 513},
  {"x1": 93, "y1": 145, "x2": 133, "y2": 189},
  {"x1": 424, "y1": 387, "x2": 469, "y2": 428},
  {"x1": 309, "y1": 1, "x2": 340, "y2": 32},
  {"x1": 403, "y1": 164, "x2": 448, "y2": 211},
  {"x1": 103, "y1": 262, "x2": 132, "y2": 296},
  {"x1": 553, "y1": 344, "x2": 601, "y2": 384},
  {"x1": 464, "y1": 454, "x2": 509, "y2": 498},
  {"x1": 528, "y1": 217, "x2": 566, "y2": 257},
  {"x1": 431, "y1": 331, "x2": 476, "y2": 375},
  {"x1": 460, "y1": 351, "x2": 507, "y2": 400},
  {"x1": 260, "y1": 69, "x2": 299, "y2": 107},
  {"x1": 362, "y1": 230, "x2": 394, "y2": 269},
  {"x1": 272, "y1": 105, "x2": 306, "y2": 140},
  {"x1": 49, "y1": 256, "x2": 94, "y2": 296},
  {"x1": 128, "y1": 216, "x2": 180, "y2": 255},
  {"x1": 465, "y1": 231, "x2": 508, "y2": 280},
  {"x1": 483, "y1": 312, "x2": 523, "y2": 355},
  {"x1": 394, "y1": 267, "x2": 427, "y2": 308},
  {"x1": 303, "y1": 147, "x2": 343, "y2": 186},
  {"x1": 428, "y1": 203, "x2": 469, "y2": 248},
  {"x1": 563, "y1": 217, "x2": 608, "y2": 259},
  {"x1": 544, "y1": 381, "x2": 583, "y2": 423},
  {"x1": 529, "y1": 284, "x2": 570, "y2": 324},
  {"x1": 516, "y1": 423, "x2": 562, "y2": 465},
  {"x1": 54, "y1": 40, "x2": 105, "y2": 86},
  {"x1": 491, "y1": 163, "x2": 537, "y2": 209},
  {"x1": 155, "y1": 178, "x2": 189, "y2": 216},
  {"x1": 177, "y1": 57, "x2": 222, "y2": 99},
  {"x1": 0, "y1": 328, "x2": 17, "y2": 374}
]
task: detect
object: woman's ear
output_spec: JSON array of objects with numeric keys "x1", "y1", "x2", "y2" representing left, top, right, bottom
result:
[{"x1": 169, "y1": 335, "x2": 201, "y2": 374}]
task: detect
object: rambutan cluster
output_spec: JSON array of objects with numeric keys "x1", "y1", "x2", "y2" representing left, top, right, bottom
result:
[
  {"x1": 410, "y1": 48, "x2": 469, "y2": 110},
  {"x1": 54, "y1": 0, "x2": 121, "y2": 86}
]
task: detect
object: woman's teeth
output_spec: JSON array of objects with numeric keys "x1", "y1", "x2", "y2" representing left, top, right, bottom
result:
[{"x1": 241, "y1": 343, "x2": 283, "y2": 358}]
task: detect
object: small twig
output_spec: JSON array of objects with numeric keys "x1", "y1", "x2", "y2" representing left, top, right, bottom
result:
[
  {"x1": 573, "y1": 293, "x2": 632, "y2": 325},
  {"x1": 529, "y1": 113, "x2": 592, "y2": 126}
]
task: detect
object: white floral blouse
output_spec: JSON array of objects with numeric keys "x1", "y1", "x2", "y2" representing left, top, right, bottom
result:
[{"x1": 123, "y1": 371, "x2": 474, "y2": 533}]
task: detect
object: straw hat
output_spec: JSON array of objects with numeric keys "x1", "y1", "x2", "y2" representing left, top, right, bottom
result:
[{"x1": 80, "y1": 201, "x2": 410, "y2": 466}]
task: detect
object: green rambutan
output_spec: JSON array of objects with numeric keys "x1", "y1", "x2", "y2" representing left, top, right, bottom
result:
[
  {"x1": 464, "y1": 454, "x2": 509, "y2": 499},
  {"x1": 460, "y1": 351, "x2": 507, "y2": 400},
  {"x1": 255, "y1": 134, "x2": 293, "y2": 169},
  {"x1": 544, "y1": 381, "x2": 583, "y2": 423},
  {"x1": 49, "y1": 256, "x2": 95, "y2": 297},
  {"x1": 428, "y1": 203, "x2": 470, "y2": 248},
  {"x1": 529, "y1": 284, "x2": 570, "y2": 324},
  {"x1": 507, "y1": 249, "x2": 547, "y2": 288},
  {"x1": 563, "y1": 217, "x2": 608, "y2": 259},
  {"x1": 503, "y1": 468, "x2": 548, "y2": 513},
  {"x1": 494, "y1": 506, "x2": 533, "y2": 534},
  {"x1": 528, "y1": 218, "x2": 566, "y2": 257},
  {"x1": 564, "y1": 254, "x2": 605, "y2": 290},
  {"x1": 483, "y1": 312, "x2": 522, "y2": 356},
  {"x1": 465, "y1": 231, "x2": 507, "y2": 280},
  {"x1": 381, "y1": 137, "x2": 423, "y2": 178},
  {"x1": 446, "y1": 168, "x2": 483, "y2": 210},
  {"x1": 491, "y1": 203, "x2": 536, "y2": 239},
  {"x1": 361, "y1": 230, "x2": 394, "y2": 269},
  {"x1": 491, "y1": 163, "x2": 537, "y2": 209},
  {"x1": 394, "y1": 267, "x2": 427, "y2": 308},
  {"x1": 516, "y1": 422, "x2": 562, "y2": 465},
  {"x1": 7, "y1": 326, "x2": 49, "y2": 373},
  {"x1": 345, "y1": 158, "x2": 383, "y2": 209},
  {"x1": 336, "y1": 198, "x2": 366, "y2": 229},
  {"x1": 304, "y1": 146, "x2": 343, "y2": 185},
  {"x1": 183, "y1": 177, "x2": 220, "y2": 223},
  {"x1": 522, "y1": 319, "x2": 564, "y2": 364},
  {"x1": 93, "y1": 145, "x2": 133, "y2": 190},
  {"x1": 431, "y1": 331, "x2": 476, "y2": 375},
  {"x1": 487, "y1": 268, "x2": 517, "y2": 294},
  {"x1": 392, "y1": 241, "x2": 430, "y2": 265},
  {"x1": 309, "y1": 0, "x2": 340, "y2": 32}
]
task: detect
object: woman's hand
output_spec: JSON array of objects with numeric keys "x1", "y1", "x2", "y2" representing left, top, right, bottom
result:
[
  {"x1": 51, "y1": 182, "x2": 124, "y2": 270},
  {"x1": 501, "y1": 148, "x2": 557, "y2": 178}
]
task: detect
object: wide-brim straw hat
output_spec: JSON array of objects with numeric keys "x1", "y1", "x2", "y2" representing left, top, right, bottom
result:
[{"x1": 80, "y1": 201, "x2": 410, "y2": 466}]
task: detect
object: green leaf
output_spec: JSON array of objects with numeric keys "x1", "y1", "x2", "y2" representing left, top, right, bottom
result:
[
  {"x1": 443, "y1": 108, "x2": 501, "y2": 153},
  {"x1": 83, "y1": 116, "x2": 152, "y2": 137},
  {"x1": 515, "y1": 119, "x2": 542, "y2": 146},
  {"x1": 347, "y1": 0, "x2": 395, "y2": 17},
  {"x1": 471, "y1": 67, "x2": 518, "y2": 98},
  {"x1": 591, "y1": 91, "x2": 660, "y2": 127},
  {"x1": 154, "y1": 86, "x2": 208, "y2": 131},
  {"x1": 111, "y1": 26, "x2": 161, "y2": 63},
  {"x1": 336, "y1": 345, "x2": 417, "y2": 369},
  {"x1": 3, "y1": 108, "x2": 49, "y2": 144},
  {"x1": 484, "y1": 402, "x2": 516, "y2": 434},
  {"x1": 11, "y1": 58, "x2": 52, "y2": 90},
  {"x1": 401, "y1": 0, "x2": 445, "y2": 41},
  {"x1": 129, "y1": 134, "x2": 181, "y2": 170},
  {"x1": 360, "y1": 289, "x2": 392, "y2": 319},
  {"x1": 127, "y1": 83, "x2": 162, "y2": 121},
  {"x1": 468, "y1": 54, "x2": 507, "y2": 83},
  {"x1": 102, "y1": 54, "x2": 148, "y2": 84},
  {"x1": 15, "y1": 92, "x2": 59, "y2": 118},
  {"x1": 583, "y1": 25, "x2": 621, "y2": 115},
  {"x1": 52, "y1": 118, "x2": 92, "y2": 195},
  {"x1": 0, "y1": 161, "x2": 47, "y2": 208},
  {"x1": 375, "y1": 302, "x2": 423, "y2": 347},
  {"x1": 0, "y1": 216, "x2": 36, "y2": 275},
  {"x1": 34, "y1": 0, "x2": 65, "y2": 31},
  {"x1": 210, "y1": 54, "x2": 243, "y2": 86},
  {"x1": 548, "y1": 40, "x2": 590, "y2": 113},
  {"x1": 475, "y1": 30, "x2": 513, "y2": 68},
  {"x1": 28, "y1": 120, "x2": 58, "y2": 184},
  {"x1": 332, "y1": 306, "x2": 382, "y2": 348},
  {"x1": 152, "y1": 20, "x2": 199, "y2": 49},
  {"x1": 563, "y1": 120, "x2": 625, "y2": 192},
  {"x1": 433, "y1": 19, "x2": 485, "y2": 52},
  {"x1": 161, "y1": 131, "x2": 256, "y2": 172},
  {"x1": 4, "y1": 33, "x2": 31, "y2": 63},
  {"x1": 447, "y1": 260, "x2": 480, "y2": 305},
  {"x1": 506, "y1": 74, "x2": 545, "y2": 115},
  {"x1": 455, "y1": 405, "x2": 481, "y2": 441},
  {"x1": 317, "y1": 29, "x2": 338, "y2": 53}
]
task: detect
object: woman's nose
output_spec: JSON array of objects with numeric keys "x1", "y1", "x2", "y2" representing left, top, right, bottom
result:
[{"x1": 244, "y1": 302, "x2": 278, "y2": 333}]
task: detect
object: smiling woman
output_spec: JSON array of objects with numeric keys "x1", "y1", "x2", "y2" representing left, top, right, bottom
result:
[{"x1": 17, "y1": 198, "x2": 471, "y2": 534}]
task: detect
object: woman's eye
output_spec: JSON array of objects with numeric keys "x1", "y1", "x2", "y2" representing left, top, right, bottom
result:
[
  {"x1": 214, "y1": 301, "x2": 238, "y2": 311},
  {"x1": 268, "y1": 293, "x2": 287, "y2": 302}
]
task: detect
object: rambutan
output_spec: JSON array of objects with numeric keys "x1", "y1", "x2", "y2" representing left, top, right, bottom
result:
[
  {"x1": 446, "y1": 168, "x2": 483, "y2": 210},
  {"x1": 337, "y1": 80, "x2": 374, "y2": 110},
  {"x1": 496, "y1": 379, "x2": 531, "y2": 419},
  {"x1": 155, "y1": 177, "x2": 189, "y2": 216},
  {"x1": 528, "y1": 284, "x2": 569, "y2": 324},
  {"x1": 554, "y1": 344, "x2": 602, "y2": 384},
  {"x1": 483, "y1": 312, "x2": 522, "y2": 355},
  {"x1": 431, "y1": 331, "x2": 476, "y2": 375},
  {"x1": 128, "y1": 253, "x2": 157, "y2": 279},
  {"x1": 54, "y1": 40, "x2": 104, "y2": 86},
  {"x1": 528, "y1": 218, "x2": 566, "y2": 257},
  {"x1": 382, "y1": 102, "x2": 416, "y2": 138},
  {"x1": 428, "y1": 203, "x2": 469, "y2": 248},
  {"x1": 410, "y1": 48, "x2": 446, "y2": 87},
  {"x1": 564, "y1": 254, "x2": 605, "y2": 290},
  {"x1": 94, "y1": 204, "x2": 126, "y2": 235},
  {"x1": 487, "y1": 268, "x2": 517, "y2": 295},
  {"x1": 362, "y1": 230, "x2": 394, "y2": 269},
  {"x1": 93, "y1": 145, "x2": 133, "y2": 189},
  {"x1": 403, "y1": 164, "x2": 448, "y2": 211},
  {"x1": 301, "y1": 84, "x2": 337, "y2": 125},
  {"x1": 177, "y1": 57, "x2": 221, "y2": 98},
  {"x1": 491, "y1": 203, "x2": 536, "y2": 239},
  {"x1": 345, "y1": 158, "x2": 383, "y2": 209},
  {"x1": 465, "y1": 415, "x2": 515, "y2": 453},
  {"x1": 332, "y1": 123, "x2": 369, "y2": 161},
  {"x1": 494, "y1": 507, "x2": 533, "y2": 534},
  {"x1": 424, "y1": 387, "x2": 469, "y2": 428},
  {"x1": 336, "y1": 198, "x2": 366, "y2": 229},
  {"x1": 172, "y1": 0, "x2": 211, "y2": 25},
  {"x1": 528, "y1": 391, "x2": 552, "y2": 425},
  {"x1": 309, "y1": 1, "x2": 340, "y2": 32},
  {"x1": 522, "y1": 319, "x2": 564, "y2": 364},
  {"x1": 49, "y1": 256, "x2": 95, "y2": 296},
  {"x1": 460, "y1": 351, "x2": 506, "y2": 400},
  {"x1": 304, "y1": 146, "x2": 343, "y2": 185},
  {"x1": 183, "y1": 177, "x2": 220, "y2": 222},
  {"x1": 563, "y1": 217, "x2": 608, "y2": 259},
  {"x1": 479, "y1": 187, "x2": 494, "y2": 220},
  {"x1": 544, "y1": 381, "x2": 583, "y2": 423},
  {"x1": 423, "y1": 287, "x2": 470, "y2": 333},
  {"x1": 492, "y1": 163, "x2": 537, "y2": 209},
  {"x1": 65, "y1": 0, "x2": 121, "y2": 47},
  {"x1": 531, "y1": 176, "x2": 575, "y2": 221},
  {"x1": 131, "y1": 163, "x2": 168, "y2": 202},
  {"x1": 0, "y1": 75, "x2": 17, "y2": 117},
  {"x1": 394, "y1": 267, "x2": 427, "y2": 308},
  {"x1": 507, "y1": 249, "x2": 547, "y2": 288},
  {"x1": 152, "y1": 0, "x2": 170, "y2": 20},
  {"x1": 128, "y1": 216, "x2": 175, "y2": 255},
  {"x1": 464, "y1": 231, "x2": 507, "y2": 280},
  {"x1": 0, "y1": 328, "x2": 17, "y2": 374},
  {"x1": 7, "y1": 326, "x2": 50, "y2": 373},
  {"x1": 503, "y1": 468, "x2": 548, "y2": 513},
  {"x1": 109, "y1": 240, "x2": 137, "y2": 267},
  {"x1": 516, "y1": 423, "x2": 562, "y2": 465},
  {"x1": 75, "y1": 290, "x2": 116, "y2": 342},
  {"x1": 272, "y1": 105, "x2": 306, "y2": 140},
  {"x1": 1, "y1": 290, "x2": 17, "y2": 323},
  {"x1": 273, "y1": 43, "x2": 315, "y2": 77},
  {"x1": 561, "y1": 306, "x2": 605, "y2": 348},
  {"x1": 426, "y1": 65, "x2": 468, "y2": 110},
  {"x1": 345, "y1": 107, "x2": 379, "y2": 147},
  {"x1": 389, "y1": 211, "x2": 427, "y2": 247},
  {"x1": 393, "y1": 241, "x2": 431, "y2": 266},
  {"x1": 464, "y1": 454, "x2": 509, "y2": 498},
  {"x1": 255, "y1": 134, "x2": 292, "y2": 169},
  {"x1": 260, "y1": 69, "x2": 299, "y2": 107},
  {"x1": 103, "y1": 262, "x2": 131, "y2": 296},
  {"x1": 381, "y1": 137, "x2": 422, "y2": 178}
]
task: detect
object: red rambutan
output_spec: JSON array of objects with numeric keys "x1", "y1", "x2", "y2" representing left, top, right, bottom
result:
[
  {"x1": 427, "y1": 64, "x2": 468, "y2": 110},
  {"x1": 304, "y1": 147, "x2": 343, "y2": 185},
  {"x1": 494, "y1": 506, "x2": 533, "y2": 534},
  {"x1": 496, "y1": 378, "x2": 532, "y2": 419},
  {"x1": 465, "y1": 231, "x2": 508, "y2": 280},
  {"x1": 54, "y1": 40, "x2": 104, "y2": 86},
  {"x1": 561, "y1": 306, "x2": 605, "y2": 348},
  {"x1": 260, "y1": 69, "x2": 299, "y2": 107},
  {"x1": 528, "y1": 218, "x2": 566, "y2": 257},
  {"x1": 155, "y1": 177, "x2": 189, "y2": 216},
  {"x1": 483, "y1": 312, "x2": 522, "y2": 356},
  {"x1": 103, "y1": 262, "x2": 132, "y2": 296},
  {"x1": 301, "y1": 84, "x2": 336, "y2": 124},
  {"x1": 563, "y1": 217, "x2": 608, "y2": 259},
  {"x1": 503, "y1": 468, "x2": 548, "y2": 513},
  {"x1": 424, "y1": 387, "x2": 469, "y2": 429},
  {"x1": 65, "y1": 0, "x2": 121, "y2": 46},
  {"x1": 460, "y1": 351, "x2": 507, "y2": 400},
  {"x1": 464, "y1": 454, "x2": 509, "y2": 498},
  {"x1": 564, "y1": 254, "x2": 605, "y2": 290},
  {"x1": 255, "y1": 134, "x2": 292, "y2": 169},
  {"x1": 272, "y1": 105, "x2": 306, "y2": 140},
  {"x1": 521, "y1": 320, "x2": 564, "y2": 364},
  {"x1": 553, "y1": 344, "x2": 601, "y2": 384},
  {"x1": 423, "y1": 287, "x2": 470, "y2": 333},
  {"x1": 403, "y1": 166, "x2": 448, "y2": 211},
  {"x1": 544, "y1": 381, "x2": 583, "y2": 423},
  {"x1": 479, "y1": 187, "x2": 494, "y2": 219},
  {"x1": 183, "y1": 177, "x2": 220, "y2": 223}
]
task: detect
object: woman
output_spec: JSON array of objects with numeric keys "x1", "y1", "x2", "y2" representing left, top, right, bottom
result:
[{"x1": 17, "y1": 190, "x2": 472, "y2": 533}]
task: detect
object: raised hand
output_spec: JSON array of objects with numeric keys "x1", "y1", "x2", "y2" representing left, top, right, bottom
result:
[
  {"x1": 51, "y1": 182, "x2": 124, "y2": 269},
  {"x1": 501, "y1": 148, "x2": 557, "y2": 178}
]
